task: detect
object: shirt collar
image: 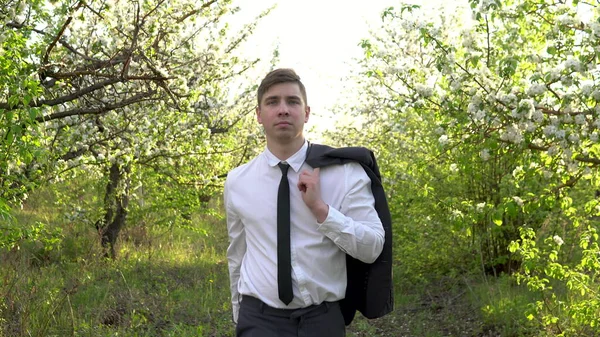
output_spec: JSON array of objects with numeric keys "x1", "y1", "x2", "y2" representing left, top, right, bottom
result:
[{"x1": 264, "y1": 140, "x2": 309, "y2": 173}]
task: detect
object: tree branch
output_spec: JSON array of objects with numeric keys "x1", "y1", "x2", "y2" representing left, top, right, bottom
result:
[
  {"x1": 42, "y1": 16, "x2": 73, "y2": 65},
  {"x1": 35, "y1": 91, "x2": 157, "y2": 122}
]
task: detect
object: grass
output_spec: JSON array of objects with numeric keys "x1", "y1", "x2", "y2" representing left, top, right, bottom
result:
[
  {"x1": 2, "y1": 188, "x2": 591, "y2": 337},
  {"x1": 2, "y1": 196, "x2": 236, "y2": 337}
]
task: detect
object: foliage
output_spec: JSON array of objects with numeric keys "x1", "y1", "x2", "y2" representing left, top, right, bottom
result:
[
  {"x1": 1, "y1": 184, "x2": 505, "y2": 337},
  {"x1": 1, "y1": 194, "x2": 235, "y2": 337},
  {"x1": 326, "y1": 0, "x2": 600, "y2": 334},
  {"x1": 0, "y1": 0, "x2": 269, "y2": 255},
  {"x1": 510, "y1": 225, "x2": 600, "y2": 335}
]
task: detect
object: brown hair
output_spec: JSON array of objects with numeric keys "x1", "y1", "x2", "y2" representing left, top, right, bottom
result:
[{"x1": 257, "y1": 68, "x2": 307, "y2": 107}]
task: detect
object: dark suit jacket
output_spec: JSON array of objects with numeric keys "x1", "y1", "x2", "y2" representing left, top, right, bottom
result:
[{"x1": 305, "y1": 143, "x2": 394, "y2": 325}]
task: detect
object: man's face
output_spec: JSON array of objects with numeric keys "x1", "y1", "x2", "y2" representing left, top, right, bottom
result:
[{"x1": 256, "y1": 82, "x2": 310, "y2": 144}]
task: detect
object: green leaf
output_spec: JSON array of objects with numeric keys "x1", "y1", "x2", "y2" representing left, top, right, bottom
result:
[
  {"x1": 28, "y1": 108, "x2": 38, "y2": 120},
  {"x1": 506, "y1": 201, "x2": 517, "y2": 217}
]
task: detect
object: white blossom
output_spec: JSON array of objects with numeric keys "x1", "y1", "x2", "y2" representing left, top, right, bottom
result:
[
  {"x1": 438, "y1": 134, "x2": 449, "y2": 145},
  {"x1": 519, "y1": 99, "x2": 535, "y2": 115},
  {"x1": 568, "y1": 133, "x2": 580, "y2": 143},
  {"x1": 450, "y1": 80, "x2": 461, "y2": 91},
  {"x1": 532, "y1": 110, "x2": 544, "y2": 123},
  {"x1": 462, "y1": 30, "x2": 476, "y2": 49},
  {"x1": 513, "y1": 196, "x2": 524, "y2": 207},
  {"x1": 547, "y1": 145, "x2": 559, "y2": 156},
  {"x1": 524, "y1": 121, "x2": 536, "y2": 132},
  {"x1": 582, "y1": 83, "x2": 594, "y2": 96},
  {"x1": 500, "y1": 124, "x2": 523, "y2": 143},
  {"x1": 548, "y1": 69, "x2": 561, "y2": 82},
  {"x1": 473, "y1": 109, "x2": 486, "y2": 121},
  {"x1": 557, "y1": 14, "x2": 577, "y2": 26},
  {"x1": 567, "y1": 162, "x2": 579, "y2": 172},
  {"x1": 590, "y1": 22, "x2": 600, "y2": 37},
  {"x1": 561, "y1": 75, "x2": 573, "y2": 87},
  {"x1": 480, "y1": 149, "x2": 490, "y2": 161},
  {"x1": 512, "y1": 166, "x2": 524, "y2": 177},
  {"x1": 553, "y1": 235, "x2": 564, "y2": 246},
  {"x1": 451, "y1": 209, "x2": 463, "y2": 219},
  {"x1": 564, "y1": 58, "x2": 582, "y2": 72},
  {"x1": 511, "y1": 108, "x2": 520, "y2": 119},
  {"x1": 527, "y1": 84, "x2": 546, "y2": 96},
  {"x1": 468, "y1": 103, "x2": 479, "y2": 114},
  {"x1": 415, "y1": 84, "x2": 433, "y2": 98}
]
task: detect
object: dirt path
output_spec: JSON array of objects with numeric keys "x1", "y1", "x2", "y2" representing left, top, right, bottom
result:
[{"x1": 346, "y1": 284, "x2": 503, "y2": 337}]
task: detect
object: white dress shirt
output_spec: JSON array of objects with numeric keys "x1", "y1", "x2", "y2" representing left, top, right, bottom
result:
[{"x1": 224, "y1": 141, "x2": 384, "y2": 322}]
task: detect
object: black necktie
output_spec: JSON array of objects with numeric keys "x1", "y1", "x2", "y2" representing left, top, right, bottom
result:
[{"x1": 277, "y1": 162, "x2": 293, "y2": 305}]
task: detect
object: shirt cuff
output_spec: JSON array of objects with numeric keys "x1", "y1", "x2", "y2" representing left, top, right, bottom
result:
[
  {"x1": 316, "y1": 206, "x2": 347, "y2": 244},
  {"x1": 232, "y1": 302, "x2": 240, "y2": 324}
]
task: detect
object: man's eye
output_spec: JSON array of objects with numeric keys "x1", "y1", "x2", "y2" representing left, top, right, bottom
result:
[{"x1": 266, "y1": 101, "x2": 277, "y2": 105}]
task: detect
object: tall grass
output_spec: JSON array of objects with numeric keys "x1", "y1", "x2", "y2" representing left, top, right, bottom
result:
[
  {"x1": 1, "y1": 187, "x2": 235, "y2": 337},
  {"x1": 3, "y1": 184, "x2": 588, "y2": 336}
]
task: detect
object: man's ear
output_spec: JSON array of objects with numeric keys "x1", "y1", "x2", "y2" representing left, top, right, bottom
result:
[
  {"x1": 256, "y1": 106, "x2": 262, "y2": 124},
  {"x1": 304, "y1": 105, "x2": 310, "y2": 123}
]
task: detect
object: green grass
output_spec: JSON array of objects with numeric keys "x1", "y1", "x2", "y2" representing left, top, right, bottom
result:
[
  {"x1": 2, "y1": 200, "x2": 236, "y2": 337},
  {"x1": 3, "y1": 188, "x2": 595, "y2": 337}
]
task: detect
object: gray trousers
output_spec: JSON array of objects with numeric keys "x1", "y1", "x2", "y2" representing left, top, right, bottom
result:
[{"x1": 236, "y1": 295, "x2": 346, "y2": 337}]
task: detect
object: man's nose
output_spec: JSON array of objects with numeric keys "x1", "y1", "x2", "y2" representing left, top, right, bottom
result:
[{"x1": 277, "y1": 103, "x2": 290, "y2": 115}]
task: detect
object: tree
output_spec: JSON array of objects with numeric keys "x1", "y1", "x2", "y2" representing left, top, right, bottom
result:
[
  {"x1": 1, "y1": 0, "x2": 269, "y2": 257},
  {"x1": 330, "y1": 0, "x2": 599, "y2": 333}
]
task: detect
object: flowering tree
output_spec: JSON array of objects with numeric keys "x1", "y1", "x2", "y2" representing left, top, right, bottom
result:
[
  {"x1": 1, "y1": 0, "x2": 267, "y2": 257},
  {"x1": 330, "y1": 0, "x2": 599, "y2": 334}
]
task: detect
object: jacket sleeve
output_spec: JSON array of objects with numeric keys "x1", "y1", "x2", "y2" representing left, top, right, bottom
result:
[{"x1": 316, "y1": 162, "x2": 385, "y2": 263}]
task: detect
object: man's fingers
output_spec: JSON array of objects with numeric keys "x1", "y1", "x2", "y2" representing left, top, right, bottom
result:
[{"x1": 297, "y1": 168, "x2": 319, "y2": 192}]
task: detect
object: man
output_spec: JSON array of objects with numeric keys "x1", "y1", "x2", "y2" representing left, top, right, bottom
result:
[{"x1": 224, "y1": 68, "x2": 385, "y2": 337}]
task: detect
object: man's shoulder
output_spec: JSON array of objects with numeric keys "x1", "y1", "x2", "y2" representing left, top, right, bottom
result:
[{"x1": 226, "y1": 153, "x2": 262, "y2": 182}]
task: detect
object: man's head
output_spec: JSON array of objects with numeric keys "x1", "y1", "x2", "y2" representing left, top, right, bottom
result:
[
  {"x1": 257, "y1": 68, "x2": 307, "y2": 107},
  {"x1": 256, "y1": 68, "x2": 310, "y2": 147}
]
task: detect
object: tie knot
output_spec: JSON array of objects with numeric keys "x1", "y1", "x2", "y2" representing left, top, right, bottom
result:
[{"x1": 278, "y1": 162, "x2": 290, "y2": 175}]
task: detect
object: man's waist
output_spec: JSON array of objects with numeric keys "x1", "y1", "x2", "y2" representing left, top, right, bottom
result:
[{"x1": 240, "y1": 295, "x2": 339, "y2": 319}]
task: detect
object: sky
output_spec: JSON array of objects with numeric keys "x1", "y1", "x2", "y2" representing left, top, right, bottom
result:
[
  {"x1": 230, "y1": 0, "x2": 398, "y2": 135},
  {"x1": 230, "y1": 0, "x2": 465, "y2": 137}
]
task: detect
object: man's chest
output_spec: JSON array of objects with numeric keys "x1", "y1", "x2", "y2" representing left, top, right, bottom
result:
[{"x1": 230, "y1": 165, "x2": 346, "y2": 228}]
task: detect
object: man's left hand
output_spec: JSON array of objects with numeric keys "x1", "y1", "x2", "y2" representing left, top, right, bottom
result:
[{"x1": 298, "y1": 168, "x2": 329, "y2": 223}]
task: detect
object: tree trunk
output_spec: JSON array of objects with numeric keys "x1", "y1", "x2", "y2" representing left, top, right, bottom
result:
[{"x1": 99, "y1": 162, "x2": 131, "y2": 259}]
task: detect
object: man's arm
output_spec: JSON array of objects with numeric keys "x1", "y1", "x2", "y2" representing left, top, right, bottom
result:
[
  {"x1": 298, "y1": 162, "x2": 385, "y2": 263},
  {"x1": 224, "y1": 179, "x2": 246, "y2": 323}
]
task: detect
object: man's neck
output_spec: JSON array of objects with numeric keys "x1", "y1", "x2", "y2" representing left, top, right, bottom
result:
[{"x1": 266, "y1": 137, "x2": 305, "y2": 161}]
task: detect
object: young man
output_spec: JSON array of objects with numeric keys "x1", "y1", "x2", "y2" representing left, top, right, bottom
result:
[{"x1": 224, "y1": 68, "x2": 385, "y2": 337}]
